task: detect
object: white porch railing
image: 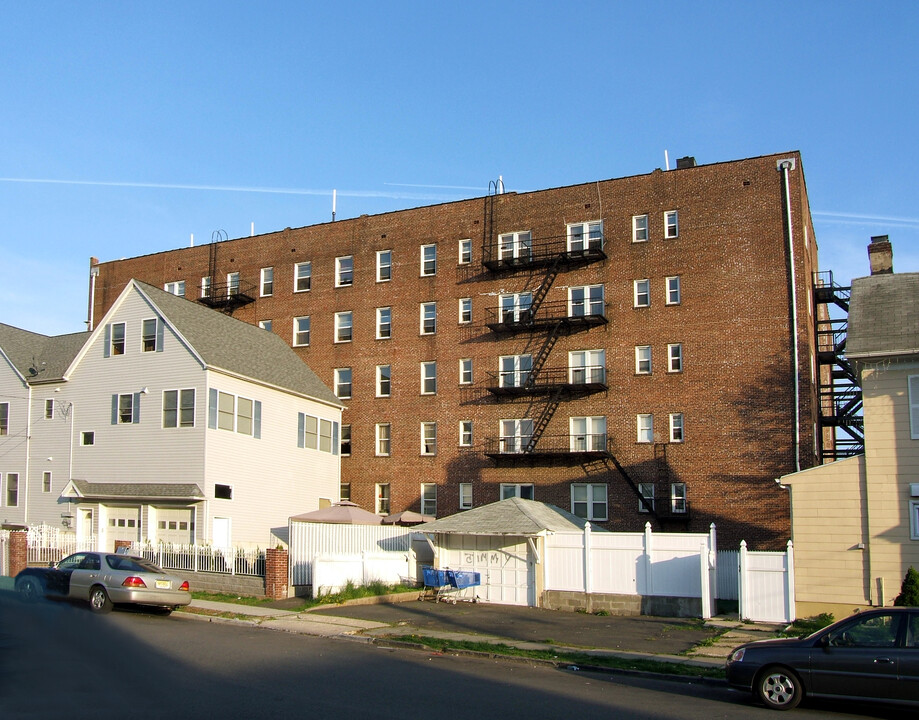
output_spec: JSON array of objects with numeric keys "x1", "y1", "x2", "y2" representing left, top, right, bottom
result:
[{"x1": 126, "y1": 542, "x2": 266, "y2": 577}]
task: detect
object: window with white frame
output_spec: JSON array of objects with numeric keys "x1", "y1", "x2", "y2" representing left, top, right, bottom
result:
[
  {"x1": 163, "y1": 389, "x2": 195, "y2": 428},
  {"x1": 164, "y1": 280, "x2": 185, "y2": 297},
  {"x1": 571, "y1": 483, "x2": 608, "y2": 521},
  {"x1": 664, "y1": 210, "x2": 679, "y2": 238},
  {"x1": 634, "y1": 279, "x2": 650, "y2": 307},
  {"x1": 81, "y1": 431, "x2": 94, "y2": 446},
  {"x1": 210, "y1": 390, "x2": 260, "y2": 437},
  {"x1": 376, "y1": 423, "x2": 391, "y2": 456},
  {"x1": 340, "y1": 424, "x2": 351, "y2": 456},
  {"x1": 421, "y1": 362, "x2": 437, "y2": 395},
  {"x1": 638, "y1": 483, "x2": 655, "y2": 512},
  {"x1": 500, "y1": 354, "x2": 532, "y2": 388},
  {"x1": 666, "y1": 276, "x2": 681, "y2": 305},
  {"x1": 420, "y1": 244, "x2": 437, "y2": 276},
  {"x1": 421, "y1": 422, "x2": 437, "y2": 455},
  {"x1": 318, "y1": 418, "x2": 334, "y2": 453},
  {"x1": 260, "y1": 267, "x2": 274, "y2": 296},
  {"x1": 910, "y1": 500, "x2": 919, "y2": 540},
  {"x1": 293, "y1": 316, "x2": 310, "y2": 346},
  {"x1": 458, "y1": 238, "x2": 472, "y2": 265},
  {"x1": 499, "y1": 292, "x2": 532, "y2": 324},
  {"x1": 420, "y1": 302, "x2": 436, "y2": 335},
  {"x1": 340, "y1": 483, "x2": 351, "y2": 502},
  {"x1": 671, "y1": 483, "x2": 687, "y2": 514},
  {"x1": 670, "y1": 413, "x2": 684, "y2": 443},
  {"x1": 114, "y1": 393, "x2": 136, "y2": 424},
  {"x1": 0, "y1": 402, "x2": 9, "y2": 436},
  {"x1": 668, "y1": 343, "x2": 683, "y2": 372},
  {"x1": 336, "y1": 256, "x2": 353, "y2": 287},
  {"x1": 459, "y1": 297, "x2": 472, "y2": 324},
  {"x1": 6, "y1": 472, "x2": 19, "y2": 507},
  {"x1": 334, "y1": 368, "x2": 352, "y2": 399},
  {"x1": 568, "y1": 285, "x2": 604, "y2": 317},
  {"x1": 501, "y1": 483, "x2": 534, "y2": 500},
  {"x1": 570, "y1": 416, "x2": 607, "y2": 452},
  {"x1": 42, "y1": 471, "x2": 52, "y2": 493},
  {"x1": 376, "y1": 250, "x2": 392, "y2": 282},
  {"x1": 110, "y1": 322, "x2": 126, "y2": 356},
  {"x1": 376, "y1": 483, "x2": 390, "y2": 514},
  {"x1": 258, "y1": 320, "x2": 272, "y2": 332},
  {"x1": 376, "y1": 307, "x2": 391, "y2": 339},
  {"x1": 635, "y1": 345, "x2": 652, "y2": 374},
  {"x1": 569, "y1": 349, "x2": 605, "y2": 385},
  {"x1": 294, "y1": 262, "x2": 311, "y2": 292},
  {"x1": 376, "y1": 365, "x2": 391, "y2": 397},
  {"x1": 498, "y1": 231, "x2": 532, "y2": 261},
  {"x1": 459, "y1": 482, "x2": 473, "y2": 509},
  {"x1": 500, "y1": 418, "x2": 533, "y2": 454},
  {"x1": 335, "y1": 311, "x2": 353, "y2": 343},
  {"x1": 909, "y1": 375, "x2": 919, "y2": 439},
  {"x1": 227, "y1": 272, "x2": 240, "y2": 297},
  {"x1": 200, "y1": 276, "x2": 211, "y2": 299},
  {"x1": 459, "y1": 420, "x2": 473, "y2": 447},
  {"x1": 567, "y1": 221, "x2": 603, "y2": 252},
  {"x1": 632, "y1": 214, "x2": 649, "y2": 243},
  {"x1": 45, "y1": 399, "x2": 54, "y2": 419},
  {"x1": 421, "y1": 483, "x2": 436, "y2": 516},
  {"x1": 142, "y1": 318, "x2": 159, "y2": 353},
  {"x1": 459, "y1": 358, "x2": 472, "y2": 385},
  {"x1": 637, "y1": 414, "x2": 653, "y2": 443}
]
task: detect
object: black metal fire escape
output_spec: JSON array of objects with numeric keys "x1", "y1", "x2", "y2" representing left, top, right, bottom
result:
[{"x1": 197, "y1": 230, "x2": 257, "y2": 313}]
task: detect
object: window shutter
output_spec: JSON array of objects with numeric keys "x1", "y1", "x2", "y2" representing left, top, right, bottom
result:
[
  {"x1": 332, "y1": 421, "x2": 339, "y2": 456},
  {"x1": 111, "y1": 394, "x2": 118, "y2": 424},
  {"x1": 910, "y1": 376, "x2": 919, "y2": 439},
  {"x1": 104, "y1": 325, "x2": 111, "y2": 358},
  {"x1": 297, "y1": 413, "x2": 305, "y2": 448},
  {"x1": 208, "y1": 389, "x2": 218, "y2": 429},
  {"x1": 133, "y1": 393, "x2": 141, "y2": 424},
  {"x1": 253, "y1": 401, "x2": 262, "y2": 439},
  {"x1": 156, "y1": 319, "x2": 165, "y2": 353}
]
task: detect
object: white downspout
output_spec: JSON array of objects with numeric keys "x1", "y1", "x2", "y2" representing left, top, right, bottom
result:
[{"x1": 778, "y1": 158, "x2": 801, "y2": 472}]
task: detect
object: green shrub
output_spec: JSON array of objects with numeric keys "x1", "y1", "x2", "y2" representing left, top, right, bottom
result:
[{"x1": 893, "y1": 566, "x2": 919, "y2": 607}]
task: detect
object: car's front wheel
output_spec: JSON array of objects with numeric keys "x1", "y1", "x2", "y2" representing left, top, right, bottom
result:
[
  {"x1": 88, "y1": 585, "x2": 113, "y2": 614},
  {"x1": 756, "y1": 665, "x2": 803, "y2": 710},
  {"x1": 16, "y1": 577, "x2": 43, "y2": 603}
]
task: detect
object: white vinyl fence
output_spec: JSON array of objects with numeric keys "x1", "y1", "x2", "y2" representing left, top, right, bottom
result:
[
  {"x1": 311, "y1": 552, "x2": 414, "y2": 598},
  {"x1": 738, "y1": 540, "x2": 795, "y2": 623},
  {"x1": 126, "y1": 542, "x2": 266, "y2": 577},
  {"x1": 0, "y1": 529, "x2": 9, "y2": 576},
  {"x1": 26, "y1": 524, "x2": 96, "y2": 564}
]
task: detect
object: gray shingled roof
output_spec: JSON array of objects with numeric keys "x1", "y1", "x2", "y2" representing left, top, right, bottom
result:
[
  {"x1": 416, "y1": 498, "x2": 599, "y2": 535},
  {"x1": 0, "y1": 322, "x2": 89, "y2": 383},
  {"x1": 847, "y1": 273, "x2": 919, "y2": 359},
  {"x1": 66, "y1": 479, "x2": 205, "y2": 500},
  {"x1": 133, "y1": 281, "x2": 341, "y2": 406}
]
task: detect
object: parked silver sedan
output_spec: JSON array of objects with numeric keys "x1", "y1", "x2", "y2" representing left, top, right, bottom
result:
[{"x1": 15, "y1": 551, "x2": 191, "y2": 614}]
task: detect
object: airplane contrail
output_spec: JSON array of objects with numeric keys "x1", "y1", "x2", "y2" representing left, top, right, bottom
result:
[{"x1": 812, "y1": 211, "x2": 919, "y2": 227}]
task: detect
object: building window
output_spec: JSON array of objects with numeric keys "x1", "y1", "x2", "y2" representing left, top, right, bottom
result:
[
  {"x1": 421, "y1": 362, "x2": 437, "y2": 395},
  {"x1": 164, "y1": 281, "x2": 185, "y2": 297},
  {"x1": 237, "y1": 397, "x2": 254, "y2": 436},
  {"x1": 335, "y1": 312, "x2": 353, "y2": 343},
  {"x1": 258, "y1": 320, "x2": 272, "y2": 332},
  {"x1": 142, "y1": 318, "x2": 159, "y2": 352},
  {"x1": 632, "y1": 214, "x2": 649, "y2": 243},
  {"x1": 296, "y1": 414, "x2": 338, "y2": 454},
  {"x1": 638, "y1": 483, "x2": 655, "y2": 513},
  {"x1": 572, "y1": 484, "x2": 608, "y2": 521},
  {"x1": 568, "y1": 285, "x2": 604, "y2": 317},
  {"x1": 570, "y1": 416, "x2": 607, "y2": 452},
  {"x1": 260, "y1": 267, "x2": 274, "y2": 296},
  {"x1": 376, "y1": 423, "x2": 391, "y2": 456},
  {"x1": 459, "y1": 483, "x2": 473, "y2": 509},
  {"x1": 340, "y1": 424, "x2": 351, "y2": 456},
  {"x1": 81, "y1": 431, "x2": 94, "y2": 446},
  {"x1": 294, "y1": 262, "x2": 312, "y2": 292},
  {"x1": 116, "y1": 393, "x2": 135, "y2": 424},
  {"x1": 421, "y1": 483, "x2": 436, "y2": 516},
  {"x1": 567, "y1": 221, "x2": 603, "y2": 252},
  {"x1": 6, "y1": 473, "x2": 19, "y2": 507},
  {"x1": 670, "y1": 413, "x2": 684, "y2": 443},
  {"x1": 334, "y1": 368, "x2": 352, "y2": 399},
  {"x1": 458, "y1": 238, "x2": 472, "y2": 265},
  {"x1": 671, "y1": 483, "x2": 687, "y2": 514},
  {"x1": 215, "y1": 484, "x2": 233, "y2": 500},
  {"x1": 201, "y1": 276, "x2": 211, "y2": 299},
  {"x1": 293, "y1": 316, "x2": 310, "y2": 347},
  {"x1": 377, "y1": 250, "x2": 392, "y2": 282},
  {"x1": 376, "y1": 483, "x2": 390, "y2": 514},
  {"x1": 459, "y1": 358, "x2": 472, "y2": 385},
  {"x1": 319, "y1": 418, "x2": 334, "y2": 453},
  {"x1": 110, "y1": 322, "x2": 126, "y2": 356},
  {"x1": 420, "y1": 244, "x2": 437, "y2": 276},
  {"x1": 498, "y1": 231, "x2": 532, "y2": 261},
  {"x1": 909, "y1": 376, "x2": 919, "y2": 439},
  {"x1": 569, "y1": 349, "x2": 605, "y2": 385},
  {"x1": 459, "y1": 420, "x2": 473, "y2": 447},
  {"x1": 666, "y1": 276, "x2": 681, "y2": 305},
  {"x1": 664, "y1": 210, "x2": 679, "y2": 238},
  {"x1": 376, "y1": 365, "x2": 391, "y2": 397},
  {"x1": 459, "y1": 297, "x2": 472, "y2": 324},
  {"x1": 42, "y1": 471, "x2": 52, "y2": 493},
  {"x1": 421, "y1": 422, "x2": 437, "y2": 455},
  {"x1": 302, "y1": 415, "x2": 318, "y2": 449},
  {"x1": 501, "y1": 483, "x2": 534, "y2": 500},
  {"x1": 0, "y1": 403, "x2": 7, "y2": 436},
  {"x1": 420, "y1": 302, "x2": 436, "y2": 335},
  {"x1": 45, "y1": 399, "x2": 54, "y2": 419},
  {"x1": 499, "y1": 292, "x2": 532, "y2": 324},
  {"x1": 227, "y1": 272, "x2": 240, "y2": 297},
  {"x1": 635, "y1": 346, "x2": 652, "y2": 375},
  {"x1": 500, "y1": 419, "x2": 533, "y2": 454},
  {"x1": 634, "y1": 279, "x2": 650, "y2": 308},
  {"x1": 164, "y1": 389, "x2": 195, "y2": 428},
  {"x1": 637, "y1": 414, "x2": 653, "y2": 443},
  {"x1": 500, "y1": 354, "x2": 532, "y2": 388},
  {"x1": 376, "y1": 307, "x2": 392, "y2": 339},
  {"x1": 340, "y1": 483, "x2": 351, "y2": 502},
  {"x1": 336, "y1": 256, "x2": 353, "y2": 287},
  {"x1": 668, "y1": 344, "x2": 683, "y2": 372}
]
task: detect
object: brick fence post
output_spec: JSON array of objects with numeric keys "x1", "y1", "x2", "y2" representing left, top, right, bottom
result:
[
  {"x1": 265, "y1": 547, "x2": 289, "y2": 600},
  {"x1": 9, "y1": 530, "x2": 28, "y2": 577}
]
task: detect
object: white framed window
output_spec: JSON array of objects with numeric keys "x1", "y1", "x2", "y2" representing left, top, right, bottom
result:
[
  {"x1": 459, "y1": 420, "x2": 473, "y2": 447},
  {"x1": 638, "y1": 483, "x2": 655, "y2": 513},
  {"x1": 459, "y1": 297, "x2": 472, "y2": 324},
  {"x1": 294, "y1": 262, "x2": 311, "y2": 292},
  {"x1": 319, "y1": 418, "x2": 334, "y2": 453},
  {"x1": 668, "y1": 343, "x2": 683, "y2": 373},
  {"x1": 334, "y1": 368, "x2": 352, "y2": 399},
  {"x1": 421, "y1": 422, "x2": 437, "y2": 455},
  {"x1": 635, "y1": 346, "x2": 652, "y2": 374},
  {"x1": 340, "y1": 483, "x2": 351, "y2": 502},
  {"x1": 376, "y1": 423, "x2": 391, "y2": 456},
  {"x1": 376, "y1": 307, "x2": 392, "y2": 339},
  {"x1": 458, "y1": 238, "x2": 472, "y2": 265},
  {"x1": 670, "y1": 413, "x2": 684, "y2": 443},
  {"x1": 258, "y1": 320, "x2": 272, "y2": 332},
  {"x1": 164, "y1": 280, "x2": 185, "y2": 297},
  {"x1": 340, "y1": 424, "x2": 351, "y2": 456},
  {"x1": 42, "y1": 471, "x2": 52, "y2": 493},
  {"x1": 499, "y1": 292, "x2": 532, "y2": 324},
  {"x1": 336, "y1": 256, "x2": 353, "y2": 287},
  {"x1": 421, "y1": 483, "x2": 437, "y2": 516},
  {"x1": 910, "y1": 500, "x2": 919, "y2": 540},
  {"x1": 421, "y1": 362, "x2": 437, "y2": 395},
  {"x1": 210, "y1": 390, "x2": 260, "y2": 437},
  {"x1": 501, "y1": 483, "x2": 534, "y2": 500},
  {"x1": 114, "y1": 393, "x2": 136, "y2": 424},
  {"x1": 200, "y1": 276, "x2": 211, "y2": 299},
  {"x1": 500, "y1": 418, "x2": 533, "y2": 454},
  {"x1": 567, "y1": 221, "x2": 603, "y2": 252},
  {"x1": 671, "y1": 483, "x2": 687, "y2": 514},
  {"x1": 376, "y1": 250, "x2": 392, "y2": 282},
  {"x1": 226, "y1": 272, "x2": 240, "y2": 297},
  {"x1": 6, "y1": 472, "x2": 19, "y2": 507},
  {"x1": 420, "y1": 302, "x2": 436, "y2": 335},
  {"x1": 568, "y1": 285, "x2": 604, "y2": 317},
  {"x1": 81, "y1": 431, "x2": 94, "y2": 446},
  {"x1": 301, "y1": 415, "x2": 318, "y2": 452},
  {"x1": 571, "y1": 483, "x2": 608, "y2": 521},
  {"x1": 637, "y1": 414, "x2": 653, "y2": 443},
  {"x1": 569, "y1": 349, "x2": 605, "y2": 385},
  {"x1": 634, "y1": 279, "x2": 650, "y2": 307},
  {"x1": 376, "y1": 483, "x2": 390, "y2": 514},
  {"x1": 500, "y1": 354, "x2": 532, "y2": 388},
  {"x1": 142, "y1": 318, "x2": 159, "y2": 352},
  {"x1": 666, "y1": 276, "x2": 681, "y2": 305},
  {"x1": 632, "y1": 214, "x2": 649, "y2": 243},
  {"x1": 163, "y1": 389, "x2": 195, "y2": 428},
  {"x1": 459, "y1": 358, "x2": 472, "y2": 385},
  {"x1": 109, "y1": 322, "x2": 126, "y2": 356},
  {"x1": 498, "y1": 231, "x2": 532, "y2": 261},
  {"x1": 909, "y1": 376, "x2": 919, "y2": 439},
  {"x1": 570, "y1": 416, "x2": 607, "y2": 452},
  {"x1": 420, "y1": 244, "x2": 437, "y2": 276},
  {"x1": 376, "y1": 365, "x2": 391, "y2": 397},
  {"x1": 664, "y1": 210, "x2": 679, "y2": 238},
  {"x1": 335, "y1": 311, "x2": 353, "y2": 343},
  {"x1": 293, "y1": 316, "x2": 310, "y2": 347},
  {"x1": 0, "y1": 402, "x2": 7, "y2": 436},
  {"x1": 260, "y1": 267, "x2": 274, "y2": 296},
  {"x1": 45, "y1": 399, "x2": 54, "y2": 420},
  {"x1": 459, "y1": 483, "x2": 473, "y2": 509}
]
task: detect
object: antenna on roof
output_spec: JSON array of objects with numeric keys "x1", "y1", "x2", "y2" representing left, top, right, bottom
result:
[
  {"x1": 332, "y1": 189, "x2": 337, "y2": 222},
  {"x1": 664, "y1": 150, "x2": 670, "y2": 171}
]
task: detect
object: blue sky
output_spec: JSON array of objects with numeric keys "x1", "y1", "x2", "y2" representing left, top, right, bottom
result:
[{"x1": 2, "y1": 1, "x2": 917, "y2": 336}]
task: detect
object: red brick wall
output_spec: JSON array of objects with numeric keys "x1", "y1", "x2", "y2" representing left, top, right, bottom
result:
[
  {"x1": 9, "y1": 530, "x2": 27, "y2": 576},
  {"x1": 265, "y1": 547, "x2": 288, "y2": 599}
]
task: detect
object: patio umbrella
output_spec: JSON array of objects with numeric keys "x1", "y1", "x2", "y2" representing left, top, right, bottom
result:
[
  {"x1": 290, "y1": 501, "x2": 382, "y2": 525},
  {"x1": 381, "y1": 510, "x2": 434, "y2": 525}
]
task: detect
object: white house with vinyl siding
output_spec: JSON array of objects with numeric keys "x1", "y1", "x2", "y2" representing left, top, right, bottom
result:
[{"x1": 0, "y1": 280, "x2": 343, "y2": 550}]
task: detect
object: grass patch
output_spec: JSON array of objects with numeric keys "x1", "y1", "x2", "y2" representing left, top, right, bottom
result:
[
  {"x1": 781, "y1": 613, "x2": 834, "y2": 637},
  {"x1": 193, "y1": 581, "x2": 418, "y2": 612},
  {"x1": 386, "y1": 635, "x2": 725, "y2": 679},
  {"x1": 191, "y1": 591, "x2": 276, "y2": 607}
]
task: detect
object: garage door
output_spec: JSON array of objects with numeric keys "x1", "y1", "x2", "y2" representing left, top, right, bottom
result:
[
  {"x1": 155, "y1": 507, "x2": 195, "y2": 545},
  {"x1": 105, "y1": 506, "x2": 141, "y2": 549},
  {"x1": 441, "y1": 535, "x2": 535, "y2": 606}
]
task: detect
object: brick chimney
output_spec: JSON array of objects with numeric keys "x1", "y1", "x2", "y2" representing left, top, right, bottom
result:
[{"x1": 868, "y1": 235, "x2": 893, "y2": 275}]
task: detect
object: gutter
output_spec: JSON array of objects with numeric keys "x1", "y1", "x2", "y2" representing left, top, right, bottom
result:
[{"x1": 778, "y1": 158, "x2": 801, "y2": 473}]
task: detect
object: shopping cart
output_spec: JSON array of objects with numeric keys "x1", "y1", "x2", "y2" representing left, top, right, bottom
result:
[
  {"x1": 419, "y1": 566, "x2": 449, "y2": 601},
  {"x1": 439, "y1": 569, "x2": 481, "y2": 604}
]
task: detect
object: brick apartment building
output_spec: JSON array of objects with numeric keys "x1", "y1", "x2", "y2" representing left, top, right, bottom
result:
[{"x1": 88, "y1": 151, "x2": 822, "y2": 548}]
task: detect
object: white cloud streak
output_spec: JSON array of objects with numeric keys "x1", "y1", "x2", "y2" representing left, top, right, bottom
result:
[{"x1": 813, "y1": 211, "x2": 919, "y2": 228}]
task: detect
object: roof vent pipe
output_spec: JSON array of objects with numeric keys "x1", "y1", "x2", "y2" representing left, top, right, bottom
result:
[{"x1": 868, "y1": 235, "x2": 893, "y2": 275}]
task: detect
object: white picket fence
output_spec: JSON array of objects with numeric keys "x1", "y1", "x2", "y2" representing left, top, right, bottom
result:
[
  {"x1": 738, "y1": 540, "x2": 795, "y2": 623},
  {"x1": 126, "y1": 542, "x2": 266, "y2": 577},
  {"x1": 311, "y1": 552, "x2": 414, "y2": 598},
  {"x1": 26, "y1": 524, "x2": 96, "y2": 564}
]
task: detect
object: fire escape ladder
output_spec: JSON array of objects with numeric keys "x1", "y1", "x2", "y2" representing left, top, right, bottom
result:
[
  {"x1": 584, "y1": 455, "x2": 660, "y2": 522},
  {"x1": 525, "y1": 386, "x2": 564, "y2": 452},
  {"x1": 527, "y1": 252, "x2": 563, "y2": 319},
  {"x1": 525, "y1": 320, "x2": 564, "y2": 389}
]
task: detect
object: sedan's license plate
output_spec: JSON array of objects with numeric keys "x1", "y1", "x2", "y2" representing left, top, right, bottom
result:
[{"x1": 155, "y1": 579, "x2": 171, "y2": 589}]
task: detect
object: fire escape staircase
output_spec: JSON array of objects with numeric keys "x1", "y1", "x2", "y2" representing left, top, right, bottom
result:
[{"x1": 198, "y1": 230, "x2": 257, "y2": 313}]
